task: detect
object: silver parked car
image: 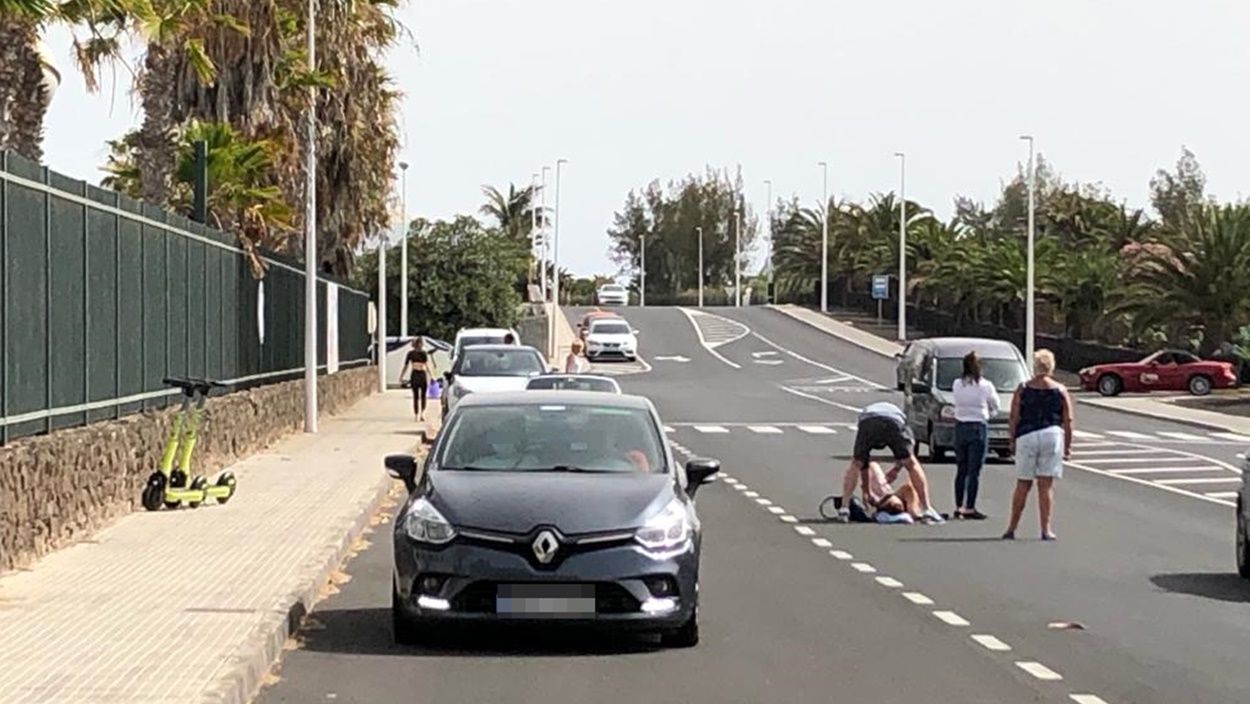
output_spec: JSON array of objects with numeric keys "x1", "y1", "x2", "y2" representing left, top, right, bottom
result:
[{"x1": 897, "y1": 337, "x2": 1029, "y2": 461}]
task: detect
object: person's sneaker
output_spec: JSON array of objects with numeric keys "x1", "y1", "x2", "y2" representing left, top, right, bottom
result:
[
  {"x1": 833, "y1": 507, "x2": 851, "y2": 523},
  {"x1": 1041, "y1": 532, "x2": 1058, "y2": 541},
  {"x1": 1001, "y1": 530, "x2": 1016, "y2": 540},
  {"x1": 920, "y1": 507, "x2": 945, "y2": 524}
]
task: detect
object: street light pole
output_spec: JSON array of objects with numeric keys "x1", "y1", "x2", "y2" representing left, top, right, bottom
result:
[
  {"x1": 399, "y1": 161, "x2": 409, "y2": 340},
  {"x1": 640, "y1": 230, "x2": 646, "y2": 308},
  {"x1": 696, "y1": 226, "x2": 704, "y2": 308},
  {"x1": 734, "y1": 202, "x2": 742, "y2": 307},
  {"x1": 1020, "y1": 135, "x2": 1036, "y2": 363},
  {"x1": 530, "y1": 171, "x2": 539, "y2": 292},
  {"x1": 819, "y1": 161, "x2": 829, "y2": 313},
  {"x1": 764, "y1": 179, "x2": 772, "y2": 303},
  {"x1": 303, "y1": 0, "x2": 318, "y2": 433},
  {"x1": 540, "y1": 166, "x2": 550, "y2": 301},
  {"x1": 549, "y1": 159, "x2": 567, "y2": 358},
  {"x1": 894, "y1": 152, "x2": 907, "y2": 342}
]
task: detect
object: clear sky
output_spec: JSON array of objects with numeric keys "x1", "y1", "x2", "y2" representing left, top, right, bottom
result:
[{"x1": 41, "y1": 0, "x2": 1249, "y2": 276}]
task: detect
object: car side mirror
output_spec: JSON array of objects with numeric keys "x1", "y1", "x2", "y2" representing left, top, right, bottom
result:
[
  {"x1": 685, "y1": 458, "x2": 720, "y2": 497},
  {"x1": 385, "y1": 454, "x2": 419, "y2": 493},
  {"x1": 443, "y1": 371, "x2": 454, "y2": 383},
  {"x1": 911, "y1": 382, "x2": 930, "y2": 394},
  {"x1": 632, "y1": 329, "x2": 641, "y2": 336}
]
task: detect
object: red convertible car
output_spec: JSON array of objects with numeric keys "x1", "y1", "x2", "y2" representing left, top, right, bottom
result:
[{"x1": 1079, "y1": 350, "x2": 1238, "y2": 396}]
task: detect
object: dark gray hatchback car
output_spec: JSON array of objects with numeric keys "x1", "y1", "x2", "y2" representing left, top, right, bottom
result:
[{"x1": 385, "y1": 391, "x2": 719, "y2": 647}]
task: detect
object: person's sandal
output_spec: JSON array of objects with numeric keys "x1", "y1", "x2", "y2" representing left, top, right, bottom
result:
[
  {"x1": 966, "y1": 510, "x2": 988, "y2": 521},
  {"x1": 1001, "y1": 530, "x2": 1015, "y2": 540},
  {"x1": 1041, "y1": 532, "x2": 1058, "y2": 541}
]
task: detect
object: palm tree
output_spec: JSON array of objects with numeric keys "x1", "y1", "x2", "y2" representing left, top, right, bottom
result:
[
  {"x1": 479, "y1": 183, "x2": 536, "y2": 241},
  {"x1": 1115, "y1": 204, "x2": 1250, "y2": 354}
]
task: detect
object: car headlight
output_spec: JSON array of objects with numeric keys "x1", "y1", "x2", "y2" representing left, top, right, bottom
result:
[
  {"x1": 635, "y1": 497, "x2": 691, "y2": 554},
  {"x1": 940, "y1": 405, "x2": 956, "y2": 420},
  {"x1": 450, "y1": 384, "x2": 470, "y2": 400},
  {"x1": 1079, "y1": 367, "x2": 1092, "y2": 377},
  {"x1": 404, "y1": 497, "x2": 457, "y2": 544}
]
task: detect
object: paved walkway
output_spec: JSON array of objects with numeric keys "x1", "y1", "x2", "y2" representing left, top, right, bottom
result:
[
  {"x1": 770, "y1": 304, "x2": 1250, "y2": 437},
  {"x1": 549, "y1": 303, "x2": 578, "y2": 366},
  {"x1": 0, "y1": 391, "x2": 421, "y2": 704}
]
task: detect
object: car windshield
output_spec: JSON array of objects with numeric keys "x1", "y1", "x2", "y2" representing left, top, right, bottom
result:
[
  {"x1": 438, "y1": 403, "x2": 665, "y2": 473},
  {"x1": 455, "y1": 348, "x2": 544, "y2": 377},
  {"x1": 935, "y1": 358, "x2": 1028, "y2": 392},
  {"x1": 457, "y1": 335, "x2": 505, "y2": 352},
  {"x1": 591, "y1": 322, "x2": 632, "y2": 335},
  {"x1": 602, "y1": 285, "x2": 624, "y2": 292},
  {"x1": 526, "y1": 376, "x2": 619, "y2": 392}
]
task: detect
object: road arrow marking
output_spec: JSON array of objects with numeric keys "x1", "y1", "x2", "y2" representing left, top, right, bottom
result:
[{"x1": 653, "y1": 355, "x2": 690, "y2": 362}]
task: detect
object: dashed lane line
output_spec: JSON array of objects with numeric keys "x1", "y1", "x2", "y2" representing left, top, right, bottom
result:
[
  {"x1": 1069, "y1": 695, "x2": 1110, "y2": 704},
  {"x1": 851, "y1": 562, "x2": 877, "y2": 573},
  {"x1": 875, "y1": 577, "x2": 904, "y2": 588},
  {"x1": 693, "y1": 425, "x2": 729, "y2": 434},
  {"x1": 902, "y1": 592, "x2": 934, "y2": 605},
  {"x1": 780, "y1": 515, "x2": 799, "y2": 523},
  {"x1": 933, "y1": 610, "x2": 971, "y2": 627},
  {"x1": 755, "y1": 498, "x2": 773, "y2": 506},
  {"x1": 794, "y1": 526, "x2": 816, "y2": 536},
  {"x1": 829, "y1": 550, "x2": 853, "y2": 560},
  {"x1": 748, "y1": 425, "x2": 783, "y2": 434},
  {"x1": 972, "y1": 634, "x2": 1012, "y2": 652},
  {"x1": 811, "y1": 538, "x2": 833, "y2": 548},
  {"x1": 1016, "y1": 661, "x2": 1064, "y2": 681},
  {"x1": 797, "y1": 425, "x2": 837, "y2": 435},
  {"x1": 767, "y1": 506, "x2": 786, "y2": 514}
]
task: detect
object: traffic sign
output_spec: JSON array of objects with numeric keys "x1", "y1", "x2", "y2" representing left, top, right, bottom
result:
[{"x1": 872, "y1": 275, "x2": 889, "y2": 300}]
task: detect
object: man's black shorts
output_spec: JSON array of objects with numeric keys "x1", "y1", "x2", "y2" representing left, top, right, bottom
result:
[{"x1": 852, "y1": 416, "x2": 915, "y2": 464}]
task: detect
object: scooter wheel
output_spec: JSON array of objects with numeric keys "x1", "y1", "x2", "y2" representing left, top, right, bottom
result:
[
  {"x1": 215, "y1": 472, "x2": 237, "y2": 505},
  {"x1": 170, "y1": 469, "x2": 188, "y2": 488},
  {"x1": 188, "y1": 476, "x2": 208, "y2": 509},
  {"x1": 141, "y1": 472, "x2": 166, "y2": 511}
]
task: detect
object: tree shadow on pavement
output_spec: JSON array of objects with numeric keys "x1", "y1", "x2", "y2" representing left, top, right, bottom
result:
[
  {"x1": 295, "y1": 607, "x2": 665, "y2": 658},
  {"x1": 897, "y1": 536, "x2": 1006, "y2": 543},
  {"x1": 1149, "y1": 573, "x2": 1250, "y2": 603}
]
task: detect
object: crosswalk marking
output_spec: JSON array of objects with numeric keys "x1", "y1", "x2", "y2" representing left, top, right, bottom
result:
[
  {"x1": 1158, "y1": 431, "x2": 1206, "y2": 441},
  {"x1": 1107, "y1": 431, "x2": 1154, "y2": 439},
  {"x1": 748, "y1": 425, "x2": 783, "y2": 434},
  {"x1": 1212, "y1": 432, "x2": 1250, "y2": 443},
  {"x1": 1079, "y1": 456, "x2": 1209, "y2": 464},
  {"x1": 694, "y1": 425, "x2": 728, "y2": 434},
  {"x1": 1155, "y1": 477, "x2": 1242, "y2": 485},
  {"x1": 1111, "y1": 466, "x2": 1228, "y2": 474},
  {"x1": 798, "y1": 425, "x2": 837, "y2": 435},
  {"x1": 1072, "y1": 430, "x2": 1103, "y2": 439},
  {"x1": 1074, "y1": 448, "x2": 1163, "y2": 456}
]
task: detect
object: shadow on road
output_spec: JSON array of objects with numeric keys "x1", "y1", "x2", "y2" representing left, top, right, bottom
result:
[
  {"x1": 295, "y1": 607, "x2": 666, "y2": 657},
  {"x1": 1149, "y1": 573, "x2": 1250, "y2": 603},
  {"x1": 896, "y1": 536, "x2": 1006, "y2": 543}
]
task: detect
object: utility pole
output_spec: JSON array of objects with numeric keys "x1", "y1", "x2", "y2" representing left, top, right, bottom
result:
[
  {"x1": 696, "y1": 226, "x2": 704, "y2": 308},
  {"x1": 819, "y1": 161, "x2": 829, "y2": 313},
  {"x1": 895, "y1": 152, "x2": 907, "y2": 342},
  {"x1": 1021, "y1": 135, "x2": 1036, "y2": 363},
  {"x1": 398, "y1": 161, "x2": 409, "y2": 339},
  {"x1": 640, "y1": 230, "x2": 646, "y2": 308},
  {"x1": 734, "y1": 202, "x2": 742, "y2": 307},
  {"x1": 376, "y1": 231, "x2": 387, "y2": 392},
  {"x1": 303, "y1": 0, "x2": 319, "y2": 433},
  {"x1": 548, "y1": 159, "x2": 566, "y2": 358},
  {"x1": 540, "y1": 166, "x2": 550, "y2": 300}
]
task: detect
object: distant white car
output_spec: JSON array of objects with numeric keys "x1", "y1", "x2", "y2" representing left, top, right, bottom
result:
[
  {"x1": 525, "y1": 374, "x2": 622, "y2": 393},
  {"x1": 452, "y1": 327, "x2": 521, "y2": 363},
  {"x1": 597, "y1": 283, "x2": 629, "y2": 306},
  {"x1": 585, "y1": 318, "x2": 638, "y2": 362},
  {"x1": 442, "y1": 345, "x2": 549, "y2": 418}
]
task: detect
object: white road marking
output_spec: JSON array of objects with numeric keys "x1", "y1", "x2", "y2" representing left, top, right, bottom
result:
[
  {"x1": 1072, "y1": 430, "x2": 1103, "y2": 439},
  {"x1": 743, "y1": 491, "x2": 759, "y2": 497},
  {"x1": 829, "y1": 550, "x2": 853, "y2": 560},
  {"x1": 767, "y1": 506, "x2": 786, "y2": 514},
  {"x1": 812, "y1": 538, "x2": 833, "y2": 548},
  {"x1": 1073, "y1": 441, "x2": 1116, "y2": 449},
  {"x1": 933, "y1": 610, "x2": 970, "y2": 626},
  {"x1": 694, "y1": 425, "x2": 729, "y2": 434},
  {"x1": 902, "y1": 592, "x2": 934, "y2": 605},
  {"x1": 1107, "y1": 430, "x2": 1154, "y2": 440},
  {"x1": 1073, "y1": 448, "x2": 1167, "y2": 456},
  {"x1": 780, "y1": 385, "x2": 864, "y2": 414},
  {"x1": 1015, "y1": 661, "x2": 1063, "y2": 681},
  {"x1": 1110, "y1": 466, "x2": 1227, "y2": 474},
  {"x1": 653, "y1": 355, "x2": 690, "y2": 362},
  {"x1": 1078, "y1": 456, "x2": 1208, "y2": 464},
  {"x1": 755, "y1": 498, "x2": 773, "y2": 506},
  {"x1": 971, "y1": 634, "x2": 1012, "y2": 651},
  {"x1": 875, "y1": 576, "x2": 903, "y2": 588},
  {"x1": 748, "y1": 330, "x2": 883, "y2": 388},
  {"x1": 1066, "y1": 457, "x2": 1238, "y2": 507},
  {"x1": 678, "y1": 308, "x2": 743, "y2": 369},
  {"x1": 751, "y1": 351, "x2": 779, "y2": 358},
  {"x1": 749, "y1": 425, "x2": 783, "y2": 434},
  {"x1": 851, "y1": 562, "x2": 877, "y2": 573},
  {"x1": 1155, "y1": 477, "x2": 1242, "y2": 485},
  {"x1": 794, "y1": 526, "x2": 816, "y2": 536},
  {"x1": 722, "y1": 477, "x2": 739, "y2": 485},
  {"x1": 734, "y1": 484, "x2": 748, "y2": 491},
  {"x1": 1070, "y1": 695, "x2": 1110, "y2": 704},
  {"x1": 754, "y1": 359, "x2": 784, "y2": 365},
  {"x1": 1212, "y1": 432, "x2": 1250, "y2": 443},
  {"x1": 780, "y1": 515, "x2": 799, "y2": 523},
  {"x1": 1205, "y1": 491, "x2": 1240, "y2": 499},
  {"x1": 663, "y1": 426, "x2": 675, "y2": 433},
  {"x1": 797, "y1": 425, "x2": 837, "y2": 435},
  {"x1": 1158, "y1": 431, "x2": 1206, "y2": 441}
]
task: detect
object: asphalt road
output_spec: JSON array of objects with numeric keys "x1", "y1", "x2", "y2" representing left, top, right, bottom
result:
[{"x1": 258, "y1": 306, "x2": 1250, "y2": 704}]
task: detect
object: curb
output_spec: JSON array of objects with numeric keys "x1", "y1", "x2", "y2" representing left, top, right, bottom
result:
[
  {"x1": 1078, "y1": 396, "x2": 1250, "y2": 436},
  {"x1": 766, "y1": 305, "x2": 902, "y2": 359},
  {"x1": 199, "y1": 469, "x2": 402, "y2": 704}
]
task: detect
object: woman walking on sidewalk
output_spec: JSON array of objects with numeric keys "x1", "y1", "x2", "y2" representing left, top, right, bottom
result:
[
  {"x1": 952, "y1": 351, "x2": 999, "y2": 520},
  {"x1": 400, "y1": 338, "x2": 437, "y2": 421},
  {"x1": 1003, "y1": 349, "x2": 1073, "y2": 541},
  {"x1": 565, "y1": 340, "x2": 590, "y2": 373}
]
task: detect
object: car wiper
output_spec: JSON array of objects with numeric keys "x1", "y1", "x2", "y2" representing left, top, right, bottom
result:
[
  {"x1": 440, "y1": 465, "x2": 496, "y2": 472},
  {"x1": 539, "y1": 465, "x2": 616, "y2": 474}
]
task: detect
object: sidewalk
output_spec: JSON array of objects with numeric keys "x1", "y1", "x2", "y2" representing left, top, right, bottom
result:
[
  {"x1": 548, "y1": 303, "x2": 578, "y2": 366},
  {"x1": 0, "y1": 391, "x2": 422, "y2": 704},
  {"x1": 770, "y1": 304, "x2": 1250, "y2": 436}
]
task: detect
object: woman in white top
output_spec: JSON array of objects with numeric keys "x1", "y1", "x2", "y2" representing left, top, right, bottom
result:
[
  {"x1": 951, "y1": 351, "x2": 1000, "y2": 520},
  {"x1": 564, "y1": 339, "x2": 590, "y2": 373}
]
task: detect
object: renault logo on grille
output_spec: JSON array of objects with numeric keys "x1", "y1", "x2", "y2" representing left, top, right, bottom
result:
[{"x1": 532, "y1": 530, "x2": 559, "y2": 564}]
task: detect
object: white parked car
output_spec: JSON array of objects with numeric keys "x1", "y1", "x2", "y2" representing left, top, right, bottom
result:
[
  {"x1": 442, "y1": 345, "x2": 549, "y2": 418},
  {"x1": 525, "y1": 374, "x2": 622, "y2": 393},
  {"x1": 452, "y1": 327, "x2": 521, "y2": 363},
  {"x1": 597, "y1": 283, "x2": 629, "y2": 306},
  {"x1": 585, "y1": 318, "x2": 638, "y2": 362}
]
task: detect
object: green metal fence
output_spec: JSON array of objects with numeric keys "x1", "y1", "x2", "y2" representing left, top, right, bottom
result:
[{"x1": 0, "y1": 150, "x2": 371, "y2": 443}]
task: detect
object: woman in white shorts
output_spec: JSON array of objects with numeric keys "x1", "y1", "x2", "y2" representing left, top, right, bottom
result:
[{"x1": 1003, "y1": 349, "x2": 1073, "y2": 541}]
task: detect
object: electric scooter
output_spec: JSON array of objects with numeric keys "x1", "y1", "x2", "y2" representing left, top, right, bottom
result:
[{"x1": 140, "y1": 377, "x2": 238, "y2": 511}]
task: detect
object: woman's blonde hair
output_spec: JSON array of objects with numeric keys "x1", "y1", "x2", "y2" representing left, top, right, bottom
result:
[
  {"x1": 1033, "y1": 349, "x2": 1056, "y2": 376},
  {"x1": 571, "y1": 339, "x2": 584, "y2": 353}
]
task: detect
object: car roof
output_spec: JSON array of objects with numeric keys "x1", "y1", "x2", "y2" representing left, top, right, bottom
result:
[
  {"x1": 459, "y1": 389, "x2": 652, "y2": 410},
  {"x1": 530, "y1": 373, "x2": 617, "y2": 382},
  {"x1": 458, "y1": 344, "x2": 540, "y2": 353},
  {"x1": 455, "y1": 328, "x2": 514, "y2": 338},
  {"x1": 920, "y1": 337, "x2": 1023, "y2": 360}
]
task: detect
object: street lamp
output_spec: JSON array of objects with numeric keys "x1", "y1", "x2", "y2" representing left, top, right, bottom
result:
[
  {"x1": 1020, "y1": 135, "x2": 1036, "y2": 363},
  {"x1": 303, "y1": 0, "x2": 319, "y2": 433},
  {"x1": 696, "y1": 226, "x2": 704, "y2": 308},
  {"x1": 399, "y1": 161, "x2": 409, "y2": 340},
  {"x1": 530, "y1": 171, "x2": 539, "y2": 291},
  {"x1": 734, "y1": 202, "x2": 742, "y2": 307},
  {"x1": 548, "y1": 159, "x2": 567, "y2": 357},
  {"x1": 764, "y1": 179, "x2": 773, "y2": 304},
  {"x1": 894, "y1": 152, "x2": 907, "y2": 342},
  {"x1": 640, "y1": 229, "x2": 646, "y2": 308},
  {"x1": 540, "y1": 165, "x2": 551, "y2": 300},
  {"x1": 819, "y1": 161, "x2": 829, "y2": 313}
]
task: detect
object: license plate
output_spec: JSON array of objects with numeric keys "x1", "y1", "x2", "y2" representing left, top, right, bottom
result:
[
  {"x1": 990, "y1": 428, "x2": 1009, "y2": 439},
  {"x1": 496, "y1": 584, "x2": 596, "y2": 617}
]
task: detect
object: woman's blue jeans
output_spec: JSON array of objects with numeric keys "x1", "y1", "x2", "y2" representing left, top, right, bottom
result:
[{"x1": 954, "y1": 421, "x2": 988, "y2": 509}]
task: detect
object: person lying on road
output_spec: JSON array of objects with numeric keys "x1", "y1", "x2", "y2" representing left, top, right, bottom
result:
[{"x1": 833, "y1": 401, "x2": 944, "y2": 524}]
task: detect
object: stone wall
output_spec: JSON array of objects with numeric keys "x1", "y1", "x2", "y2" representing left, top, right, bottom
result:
[{"x1": 0, "y1": 366, "x2": 376, "y2": 573}]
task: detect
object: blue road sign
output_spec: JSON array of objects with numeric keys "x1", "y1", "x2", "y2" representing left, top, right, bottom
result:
[{"x1": 872, "y1": 275, "x2": 889, "y2": 300}]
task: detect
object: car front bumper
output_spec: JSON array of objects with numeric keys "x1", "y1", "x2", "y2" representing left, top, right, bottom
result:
[
  {"x1": 393, "y1": 533, "x2": 698, "y2": 629},
  {"x1": 597, "y1": 295, "x2": 629, "y2": 306},
  {"x1": 931, "y1": 422, "x2": 1013, "y2": 451},
  {"x1": 587, "y1": 346, "x2": 636, "y2": 359}
]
